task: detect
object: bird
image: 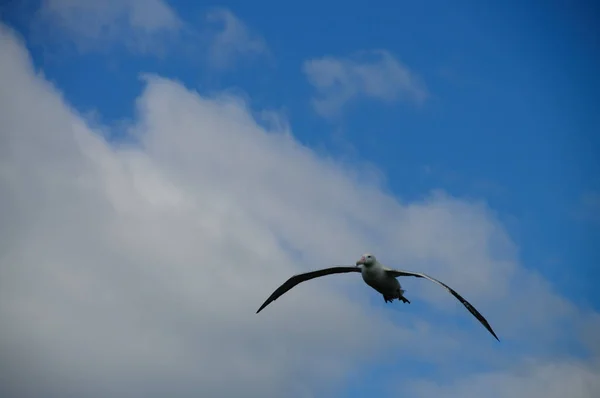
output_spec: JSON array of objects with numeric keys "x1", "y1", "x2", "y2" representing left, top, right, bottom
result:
[{"x1": 256, "y1": 253, "x2": 499, "y2": 341}]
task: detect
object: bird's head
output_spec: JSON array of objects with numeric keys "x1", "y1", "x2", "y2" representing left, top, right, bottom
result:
[{"x1": 356, "y1": 253, "x2": 376, "y2": 267}]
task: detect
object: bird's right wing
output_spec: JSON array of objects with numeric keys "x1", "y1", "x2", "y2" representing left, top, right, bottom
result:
[
  {"x1": 384, "y1": 267, "x2": 500, "y2": 341},
  {"x1": 256, "y1": 266, "x2": 361, "y2": 314}
]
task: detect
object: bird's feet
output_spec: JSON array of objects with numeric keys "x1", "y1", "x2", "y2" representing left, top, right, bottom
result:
[{"x1": 384, "y1": 294, "x2": 410, "y2": 304}]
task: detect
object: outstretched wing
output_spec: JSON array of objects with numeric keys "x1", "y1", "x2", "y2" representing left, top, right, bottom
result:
[
  {"x1": 385, "y1": 267, "x2": 500, "y2": 341},
  {"x1": 256, "y1": 266, "x2": 361, "y2": 314}
]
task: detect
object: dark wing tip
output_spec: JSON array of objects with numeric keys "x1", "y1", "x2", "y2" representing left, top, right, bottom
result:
[
  {"x1": 482, "y1": 317, "x2": 500, "y2": 341},
  {"x1": 256, "y1": 302, "x2": 270, "y2": 314},
  {"x1": 255, "y1": 296, "x2": 275, "y2": 314},
  {"x1": 459, "y1": 295, "x2": 500, "y2": 341},
  {"x1": 486, "y1": 326, "x2": 500, "y2": 341}
]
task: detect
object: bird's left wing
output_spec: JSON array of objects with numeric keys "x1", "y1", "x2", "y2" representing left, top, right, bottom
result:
[
  {"x1": 384, "y1": 267, "x2": 500, "y2": 341},
  {"x1": 256, "y1": 266, "x2": 361, "y2": 314}
]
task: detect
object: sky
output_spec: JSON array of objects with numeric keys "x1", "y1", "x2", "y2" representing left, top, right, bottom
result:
[{"x1": 0, "y1": 1, "x2": 599, "y2": 397}]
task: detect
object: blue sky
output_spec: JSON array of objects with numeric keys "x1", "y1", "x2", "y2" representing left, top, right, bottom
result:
[{"x1": 1, "y1": 1, "x2": 599, "y2": 397}]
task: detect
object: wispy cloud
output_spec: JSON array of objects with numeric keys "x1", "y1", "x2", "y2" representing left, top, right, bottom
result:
[
  {"x1": 407, "y1": 358, "x2": 600, "y2": 398},
  {"x1": 303, "y1": 50, "x2": 428, "y2": 118},
  {"x1": 576, "y1": 191, "x2": 600, "y2": 224},
  {"x1": 205, "y1": 8, "x2": 270, "y2": 69},
  {"x1": 33, "y1": 0, "x2": 183, "y2": 54},
  {"x1": 31, "y1": 2, "x2": 269, "y2": 68}
]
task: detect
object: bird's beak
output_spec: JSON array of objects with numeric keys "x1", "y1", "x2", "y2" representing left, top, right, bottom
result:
[{"x1": 356, "y1": 257, "x2": 365, "y2": 266}]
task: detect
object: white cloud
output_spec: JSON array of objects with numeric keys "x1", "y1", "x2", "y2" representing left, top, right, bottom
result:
[
  {"x1": 408, "y1": 359, "x2": 600, "y2": 398},
  {"x1": 0, "y1": 23, "x2": 597, "y2": 398},
  {"x1": 204, "y1": 8, "x2": 270, "y2": 69},
  {"x1": 33, "y1": 0, "x2": 183, "y2": 54},
  {"x1": 403, "y1": 307, "x2": 600, "y2": 398},
  {"x1": 303, "y1": 50, "x2": 428, "y2": 118}
]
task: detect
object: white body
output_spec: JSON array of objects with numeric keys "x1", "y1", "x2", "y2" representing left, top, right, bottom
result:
[{"x1": 361, "y1": 261, "x2": 403, "y2": 299}]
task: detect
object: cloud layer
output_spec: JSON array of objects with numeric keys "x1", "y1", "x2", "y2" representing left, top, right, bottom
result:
[
  {"x1": 0, "y1": 22, "x2": 598, "y2": 398},
  {"x1": 304, "y1": 50, "x2": 428, "y2": 118},
  {"x1": 205, "y1": 8, "x2": 270, "y2": 69},
  {"x1": 31, "y1": 2, "x2": 269, "y2": 67},
  {"x1": 33, "y1": 0, "x2": 183, "y2": 54},
  {"x1": 409, "y1": 359, "x2": 600, "y2": 398}
]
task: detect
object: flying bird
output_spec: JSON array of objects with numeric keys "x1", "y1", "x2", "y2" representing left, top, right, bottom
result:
[{"x1": 256, "y1": 253, "x2": 499, "y2": 341}]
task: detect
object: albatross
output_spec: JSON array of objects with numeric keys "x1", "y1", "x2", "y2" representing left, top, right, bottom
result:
[{"x1": 256, "y1": 253, "x2": 499, "y2": 341}]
